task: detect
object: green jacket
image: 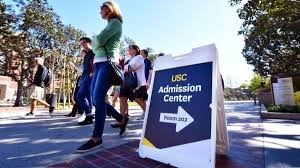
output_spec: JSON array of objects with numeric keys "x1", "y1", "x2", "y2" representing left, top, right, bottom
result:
[{"x1": 93, "y1": 18, "x2": 122, "y2": 62}]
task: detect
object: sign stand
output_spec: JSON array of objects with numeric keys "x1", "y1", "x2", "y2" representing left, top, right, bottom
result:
[
  {"x1": 139, "y1": 44, "x2": 229, "y2": 168},
  {"x1": 216, "y1": 63, "x2": 229, "y2": 155}
]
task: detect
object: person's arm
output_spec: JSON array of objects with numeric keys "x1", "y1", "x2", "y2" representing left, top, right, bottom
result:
[
  {"x1": 147, "y1": 70, "x2": 153, "y2": 86},
  {"x1": 124, "y1": 56, "x2": 143, "y2": 72},
  {"x1": 146, "y1": 61, "x2": 153, "y2": 89},
  {"x1": 89, "y1": 55, "x2": 94, "y2": 77},
  {"x1": 93, "y1": 19, "x2": 121, "y2": 49}
]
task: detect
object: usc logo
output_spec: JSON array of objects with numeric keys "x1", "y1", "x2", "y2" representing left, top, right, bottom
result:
[{"x1": 171, "y1": 74, "x2": 187, "y2": 82}]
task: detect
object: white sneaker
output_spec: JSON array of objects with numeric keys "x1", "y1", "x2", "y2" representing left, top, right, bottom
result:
[{"x1": 77, "y1": 114, "x2": 86, "y2": 122}]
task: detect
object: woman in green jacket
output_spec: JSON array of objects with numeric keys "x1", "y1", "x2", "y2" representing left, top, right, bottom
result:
[{"x1": 77, "y1": 1, "x2": 126, "y2": 152}]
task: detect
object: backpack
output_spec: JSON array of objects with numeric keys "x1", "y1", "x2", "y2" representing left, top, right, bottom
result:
[{"x1": 43, "y1": 67, "x2": 52, "y2": 87}]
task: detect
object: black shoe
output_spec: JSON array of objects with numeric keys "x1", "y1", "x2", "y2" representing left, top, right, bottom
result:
[
  {"x1": 78, "y1": 116, "x2": 94, "y2": 126},
  {"x1": 49, "y1": 107, "x2": 55, "y2": 114},
  {"x1": 25, "y1": 112, "x2": 35, "y2": 117},
  {"x1": 64, "y1": 113, "x2": 76, "y2": 117},
  {"x1": 111, "y1": 123, "x2": 121, "y2": 128},
  {"x1": 119, "y1": 117, "x2": 129, "y2": 136},
  {"x1": 76, "y1": 139, "x2": 102, "y2": 153}
]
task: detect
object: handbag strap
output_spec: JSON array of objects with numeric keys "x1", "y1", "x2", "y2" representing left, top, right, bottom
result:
[{"x1": 128, "y1": 65, "x2": 133, "y2": 72}]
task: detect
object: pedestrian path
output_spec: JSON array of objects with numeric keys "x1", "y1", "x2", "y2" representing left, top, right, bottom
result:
[
  {"x1": 263, "y1": 119, "x2": 300, "y2": 168},
  {"x1": 50, "y1": 102, "x2": 265, "y2": 168},
  {"x1": 0, "y1": 106, "x2": 143, "y2": 168}
]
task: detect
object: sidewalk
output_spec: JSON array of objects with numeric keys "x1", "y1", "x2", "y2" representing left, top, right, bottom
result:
[
  {"x1": 49, "y1": 102, "x2": 265, "y2": 168},
  {"x1": 0, "y1": 106, "x2": 72, "y2": 118},
  {"x1": 3, "y1": 102, "x2": 298, "y2": 168},
  {"x1": 0, "y1": 106, "x2": 144, "y2": 168},
  {"x1": 263, "y1": 119, "x2": 300, "y2": 168}
]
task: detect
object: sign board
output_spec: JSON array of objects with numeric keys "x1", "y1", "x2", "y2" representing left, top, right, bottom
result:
[
  {"x1": 271, "y1": 75, "x2": 300, "y2": 106},
  {"x1": 139, "y1": 44, "x2": 228, "y2": 168}
]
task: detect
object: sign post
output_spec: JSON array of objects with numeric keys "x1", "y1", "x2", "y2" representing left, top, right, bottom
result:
[{"x1": 139, "y1": 44, "x2": 228, "y2": 168}]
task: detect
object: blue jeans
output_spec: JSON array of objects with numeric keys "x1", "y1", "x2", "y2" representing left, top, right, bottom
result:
[
  {"x1": 77, "y1": 77, "x2": 92, "y2": 116},
  {"x1": 91, "y1": 62, "x2": 123, "y2": 138}
]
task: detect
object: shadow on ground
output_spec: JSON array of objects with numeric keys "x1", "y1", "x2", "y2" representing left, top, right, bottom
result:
[{"x1": 0, "y1": 110, "x2": 144, "y2": 168}]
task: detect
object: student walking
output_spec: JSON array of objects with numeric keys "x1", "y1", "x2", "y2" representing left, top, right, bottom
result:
[
  {"x1": 77, "y1": 1, "x2": 126, "y2": 152},
  {"x1": 76, "y1": 37, "x2": 95, "y2": 125},
  {"x1": 116, "y1": 45, "x2": 148, "y2": 130},
  {"x1": 65, "y1": 50, "x2": 86, "y2": 117},
  {"x1": 65, "y1": 76, "x2": 84, "y2": 117},
  {"x1": 141, "y1": 49, "x2": 153, "y2": 90},
  {"x1": 25, "y1": 57, "x2": 54, "y2": 117}
]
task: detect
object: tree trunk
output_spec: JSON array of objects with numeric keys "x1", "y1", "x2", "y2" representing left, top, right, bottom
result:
[
  {"x1": 63, "y1": 54, "x2": 66, "y2": 109},
  {"x1": 14, "y1": 80, "x2": 24, "y2": 107},
  {"x1": 13, "y1": 54, "x2": 25, "y2": 107},
  {"x1": 4, "y1": 52, "x2": 9, "y2": 76},
  {"x1": 67, "y1": 63, "x2": 71, "y2": 108}
]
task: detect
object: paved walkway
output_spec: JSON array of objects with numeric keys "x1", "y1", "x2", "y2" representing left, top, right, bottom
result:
[
  {"x1": 0, "y1": 106, "x2": 144, "y2": 168},
  {"x1": 50, "y1": 102, "x2": 266, "y2": 168},
  {"x1": 1, "y1": 102, "x2": 299, "y2": 168},
  {"x1": 263, "y1": 119, "x2": 300, "y2": 168}
]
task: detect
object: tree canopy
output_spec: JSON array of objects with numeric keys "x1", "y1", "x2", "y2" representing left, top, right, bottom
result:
[
  {"x1": 0, "y1": 0, "x2": 159, "y2": 106},
  {"x1": 240, "y1": 74, "x2": 269, "y2": 97},
  {"x1": 229, "y1": 0, "x2": 300, "y2": 76},
  {"x1": 0, "y1": 0, "x2": 85, "y2": 106}
]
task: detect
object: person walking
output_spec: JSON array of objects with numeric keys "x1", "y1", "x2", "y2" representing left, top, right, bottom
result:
[
  {"x1": 76, "y1": 37, "x2": 95, "y2": 125},
  {"x1": 25, "y1": 57, "x2": 54, "y2": 117},
  {"x1": 65, "y1": 50, "x2": 86, "y2": 117},
  {"x1": 141, "y1": 49, "x2": 153, "y2": 90},
  {"x1": 77, "y1": 1, "x2": 126, "y2": 152},
  {"x1": 65, "y1": 76, "x2": 84, "y2": 117},
  {"x1": 116, "y1": 45, "x2": 148, "y2": 130}
]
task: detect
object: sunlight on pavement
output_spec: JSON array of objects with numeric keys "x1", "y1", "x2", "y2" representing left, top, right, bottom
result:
[
  {"x1": 0, "y1": 138, "x2": 29, "y2": 144},
  {"x1": 32, "y1": 138, "x2": 89, "y2": 144},
  {"x1": 7, "y1": 150, "x2": 61, "y2": 160}
]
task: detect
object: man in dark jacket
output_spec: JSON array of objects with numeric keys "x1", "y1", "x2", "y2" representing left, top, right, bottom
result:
[
  {"x1": 25, "y1": 57, "x2": 54, "y2": 117},
  {"x1": 77, "y1": 37, "x2": 95, "y2": 125}
]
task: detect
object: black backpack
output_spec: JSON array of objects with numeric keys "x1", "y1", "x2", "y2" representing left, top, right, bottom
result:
[{"x1": 43, "y1": 67, "x2": 52, "y2": 87}]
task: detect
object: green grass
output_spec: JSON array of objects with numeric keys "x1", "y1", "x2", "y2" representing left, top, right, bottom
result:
[{"x1": 128, "y1": 101, "x2": 139, "y2": 107}]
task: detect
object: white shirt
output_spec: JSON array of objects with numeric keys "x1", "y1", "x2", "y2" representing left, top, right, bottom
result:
[
  {"x1": 78, "y1": 65, "x2": 83, "y2": 75},
  {"x1": 124, "y1": 55, "x2": 146, "y2": 89}
]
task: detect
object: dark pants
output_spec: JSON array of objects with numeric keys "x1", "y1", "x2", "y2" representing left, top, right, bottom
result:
[
  {"x1": 70, "y1": 77, "x2": 84, "y2": 115},
  {"x1": 71, "y1": 102, "x2": 84, "y2": 115},
  {"x1": 77, "y1": 77, "x2": 93, "y2": 116},
  {"x1": 91, "y1": 62, "x2": 123, "y2": 138}
]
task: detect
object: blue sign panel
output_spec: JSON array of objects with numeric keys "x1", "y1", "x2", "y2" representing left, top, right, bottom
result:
[{"x1": 144, "y1": 62, "x2": 213, "y2": 149}]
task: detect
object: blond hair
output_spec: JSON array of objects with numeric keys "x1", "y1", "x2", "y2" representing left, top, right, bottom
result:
[{"x1": 101, "y1": 1, "x2": 123, "y2": 23}]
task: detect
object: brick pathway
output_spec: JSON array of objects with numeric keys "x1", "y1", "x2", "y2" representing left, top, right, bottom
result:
[{"x1": 49, "y1": 102, "x2": 265, "y2": 168}]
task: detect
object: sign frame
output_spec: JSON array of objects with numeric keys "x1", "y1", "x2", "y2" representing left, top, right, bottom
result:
[{"x1": 139, "y1": 44, "x2": 220, "y2": 168}]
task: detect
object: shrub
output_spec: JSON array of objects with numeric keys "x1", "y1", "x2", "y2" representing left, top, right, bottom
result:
[{"x1": 267, "y1": 105, "x2": 300, "y2": 113}]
